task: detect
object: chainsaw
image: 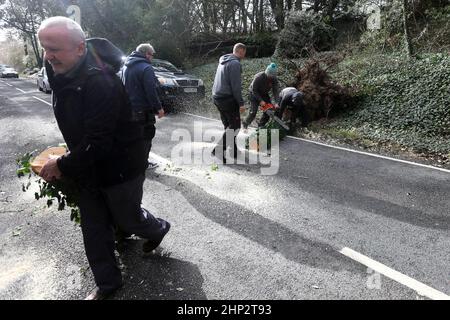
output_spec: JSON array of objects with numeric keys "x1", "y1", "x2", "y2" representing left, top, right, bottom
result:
[{"x1": 259, "y1": 103, "x2": 290, "y2": 131}]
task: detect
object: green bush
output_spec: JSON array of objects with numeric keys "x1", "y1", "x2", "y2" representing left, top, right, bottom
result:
[{"x1": 275, "y1": 11, "x2": 336, "y2": 59}]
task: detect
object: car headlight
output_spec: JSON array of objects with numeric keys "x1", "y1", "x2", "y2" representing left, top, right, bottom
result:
[
  {"x1": 198, "y1": 79, "x2": 204, "y2": 86},
  {"x1": 158, "y1": 77, "x2": 176, "y2": 86}
]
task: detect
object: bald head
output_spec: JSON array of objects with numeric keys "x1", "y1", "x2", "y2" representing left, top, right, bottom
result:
[
  {"x1": 233, "y1": 43, "x2": 246, "y2": 60},
  {"x1": 38, "y1": 17, "x2": 87, "y2": 75},
  {"x1": 38, "y1": 16, "x2": 86, "y2": 45}
]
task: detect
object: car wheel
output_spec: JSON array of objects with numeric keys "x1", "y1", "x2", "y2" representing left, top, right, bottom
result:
[
  {"x1": 43, "y1": 83, "x2": 48, "y2": 93},
  {"x1": 38, "y1": 81, "x2": 43, "y2": 91}
]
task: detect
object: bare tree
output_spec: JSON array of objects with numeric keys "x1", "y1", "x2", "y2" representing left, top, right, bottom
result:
[
  {"x1": 401, "y1": 0, "x2": 414, "y2": 58},
  {"x1": 268, "y1": 0, "x2": 285, "y2": 29},
  {"x1": 0, "y1": 0, "x2": 62, "y2": 67}
]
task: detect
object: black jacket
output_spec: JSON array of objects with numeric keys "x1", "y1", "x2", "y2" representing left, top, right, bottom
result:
[
  {"x1": 249, "y1": 72, "x2": 280, "y2": 104},
  {"x1": 121, "y1": 52, "x2": 162, "y2": 113},
  {"x1": 47, "y1": 39, "x2": 147, "y2": 189}
]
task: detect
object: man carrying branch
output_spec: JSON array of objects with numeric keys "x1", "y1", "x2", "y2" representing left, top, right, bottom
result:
[{"x1": 37, "y1": 17, "x2": 170, "y2": 300}]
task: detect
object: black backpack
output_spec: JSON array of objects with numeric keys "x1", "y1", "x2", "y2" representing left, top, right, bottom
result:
[{"x1": 86, "y1": 38, "x2": 124, "y2": 73}]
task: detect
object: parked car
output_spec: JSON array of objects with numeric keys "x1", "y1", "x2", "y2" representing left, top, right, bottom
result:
[
  {"x1": 0, "y1": 64, "x2": 11, "y2": 71},
  {"x1": 0, "y1": 66, "x2": 19, "y2": 78},
  {"x1": 152, "y1": 59, "x2": 205, "y2": 112},
  {"x1": 37, "y1": 67, "x2": 51, "y2": 93}
]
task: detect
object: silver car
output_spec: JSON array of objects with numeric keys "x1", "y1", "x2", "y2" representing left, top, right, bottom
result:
[
  {"x1": 37, "y1": 67, "x2": 51, "y2": 93},
  {"x1": 0, "y1": 66, "x2": 19, "y2": 78}
]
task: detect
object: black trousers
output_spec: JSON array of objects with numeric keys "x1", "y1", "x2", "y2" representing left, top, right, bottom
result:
[
  {"x1": 243, "y1": 94, "x2": 271, "y2": 128},
  {"x1": 78, "y1": 174, "x2": 169, "y2": 294},
  {"x1": 213, "y1": 97, "x2": 241, "y2": 156},
  {"x1": 275, "y1": 101, "x2": 310, "y2": 127},
  {"x1": 143, "y1": 122, "x2": 156, "y2": 162},
  {"x1": 131, "y1": 109, "x2": 156, "y2": 163}
]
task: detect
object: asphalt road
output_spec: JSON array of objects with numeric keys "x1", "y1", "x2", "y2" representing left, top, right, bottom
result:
[{"x1": 0, "y1": 78, "x2": 448, "y2": 300}]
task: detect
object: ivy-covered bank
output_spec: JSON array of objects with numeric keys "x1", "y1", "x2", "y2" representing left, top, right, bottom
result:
[
  {"x1": 188, "y1": 52, "x2": 449, "y2": 168},
  {"x1": 325, "y1": 52, "x2": 449, "y2": 157}
]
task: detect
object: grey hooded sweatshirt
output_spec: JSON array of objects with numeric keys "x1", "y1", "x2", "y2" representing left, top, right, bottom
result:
[{"x1": 212, "y1": 54, "x2": 244, "y2": 106}]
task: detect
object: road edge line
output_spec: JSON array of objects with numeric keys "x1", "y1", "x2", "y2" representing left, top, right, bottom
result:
[
  {"x1": 33, "y1": 96, "x2": 52, "y2": 106},
  {"x1": 339, "y1": 247, "x2": 450, "y2": 300},
  {"x1": 180, "y1": 112, "x2": 450, "y2": 174}
]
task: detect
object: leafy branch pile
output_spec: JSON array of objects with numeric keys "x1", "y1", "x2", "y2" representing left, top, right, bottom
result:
[
  {"x1": 246, "y1": 119, "x2": 288, "y2": 152},
  {"x1": 16, "y1": 152, "x2": 81, "y2": 223}
]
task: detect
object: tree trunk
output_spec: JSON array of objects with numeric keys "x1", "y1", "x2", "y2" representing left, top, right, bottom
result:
[
  {"x1": 202, "y1": 0, "x2": 210, "y2": 33},
  {"x1": 251, "y1": 0, "x2": 257, "y2": 33},
  {"x1": 402, "y1": 0, "x2": 414, "y2": 58},
  {"x1": 269, "y1": 0, "x2": 285, "y2": 30},
  {"x1": 259, "y1": 0, "x2": 264, "y2": 32},
  {"x1": 287, "y1": 0, "x2": 293, "y2": 11},
  {"x1": 240, "y1": 0, "x2": 248, "y2": 33}
]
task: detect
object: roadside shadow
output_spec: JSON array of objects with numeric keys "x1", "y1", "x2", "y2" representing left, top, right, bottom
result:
[
  {"x1": 150, "y1": 173, "x2": 363, "y2": 274},
  {"x1": 280, "y1": 167, "x2": 450, "y2": 230},
  {"x1": 113, "y1": 240, "x2": 207, "y2": 300}
]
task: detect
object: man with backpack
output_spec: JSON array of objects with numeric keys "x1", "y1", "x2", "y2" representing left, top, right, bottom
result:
[{"x1": 37, "y1": 17, "x2": 170, "y2": 300}]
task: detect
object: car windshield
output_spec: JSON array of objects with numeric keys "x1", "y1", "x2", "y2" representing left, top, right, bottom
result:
[{"x1": 152, "y1": 60, "x2": 180, "y2": 73}]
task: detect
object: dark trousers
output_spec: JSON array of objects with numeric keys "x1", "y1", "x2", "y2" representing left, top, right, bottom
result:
[
  {"x1": 131, "y1": 109, "x2": 156, "y2": 162},
  {"x1": 276, "y1": 100, "x2": 310, "y2": 127},
  {"x1": 78, "y1": 174, "x2": 168, "y2": 294},
  {"x1": 143, "y1": 122, "x2": 156, "y2": 161},
  {"x1": 243, "y1": 94, "x2": 271, "y2": 128},
  {"x1": 213, "y1": 97, "x2": 241, "y2": 156}
]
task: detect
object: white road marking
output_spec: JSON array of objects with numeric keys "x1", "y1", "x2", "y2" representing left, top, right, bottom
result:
[
  {"x1": 149, "y1": 152, "x2": 172, "y2": 166},
  {"x1": 32, "y1": 96, "x2": 52, "y2": 106},
  {"x1": 180, "y1": 112, "x2": 450, "y2": 174},
  {"x1": 181, "y1": 112, "x2": 222, "y2": 123},
  {"x1": 339, "y1": 247, "x2": 450, "y2": 300},
  {"x1": 15, "y1": 87, "x2": 26, "y2": 93},
  {"x1": 22, "y1": 90, "x2": 40, "y2": 94},
  {"x1": 287, "y1": 136, "x2": 450, "y2": 174}
]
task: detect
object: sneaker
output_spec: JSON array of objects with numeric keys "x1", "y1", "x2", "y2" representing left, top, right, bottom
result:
[
  {"x1": 84, "y1": 285, "x2": 122, "y2": 300},
  {"x1": 211, "y1": 147, "x2": 227, "y2": 164},
  {"x1": 147, "y1": 161, "x2": 159, "y2": 170},
  {"x1": 142, "y1": 219, "x2": 171, "y2": 253}
]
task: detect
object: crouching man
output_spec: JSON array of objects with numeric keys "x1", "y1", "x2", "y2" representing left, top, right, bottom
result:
[{"x1": 276, "y1": 87, "x2": 309, "y2": 129}]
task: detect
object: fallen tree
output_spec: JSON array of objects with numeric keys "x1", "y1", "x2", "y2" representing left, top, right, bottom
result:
[{"x1": 290, "y1": 56, "x2": 354, "y2": 123}]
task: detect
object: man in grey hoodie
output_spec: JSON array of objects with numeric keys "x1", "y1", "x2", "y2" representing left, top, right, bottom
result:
[{"x1": 211, "y1": 43, "x2": 246, "y2": 163}]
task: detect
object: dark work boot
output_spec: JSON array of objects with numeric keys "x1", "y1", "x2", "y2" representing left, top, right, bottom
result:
[{"x1": 142, "y1": 219, "x2": 171, "y2": 253}]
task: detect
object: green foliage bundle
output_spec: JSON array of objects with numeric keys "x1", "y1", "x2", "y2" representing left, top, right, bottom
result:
[
  {"x1": 16, "y1": 152, "x2": 81, "y2": 224},
  {"x1": 245, "y1": 119, "x2": 288, "y2": 151}
]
